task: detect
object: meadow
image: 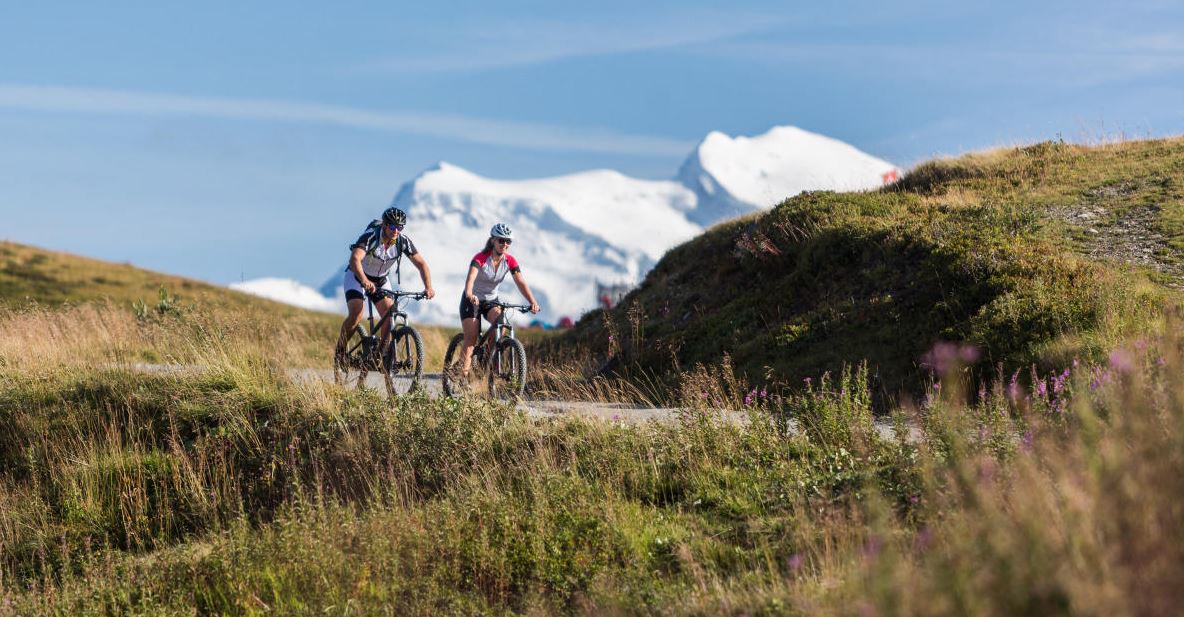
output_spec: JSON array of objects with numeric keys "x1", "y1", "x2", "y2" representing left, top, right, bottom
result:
[
  {"x1": 1, "y1": 291, "x2": 1181, "y2": 615},
  {"x1": 3, "y1": 137, "x2": 1184, "y2": 615}
]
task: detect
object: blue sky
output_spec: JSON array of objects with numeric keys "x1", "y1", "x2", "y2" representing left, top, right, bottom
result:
[{"x1": 2, "y1": 1, "x2": 1182, "y2": 288}]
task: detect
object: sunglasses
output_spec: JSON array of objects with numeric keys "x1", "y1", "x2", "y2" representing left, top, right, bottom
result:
[
  {"x1": 385, "y1": 223, "x2": 404, "y2": 231},
  {"x1": 495, "y1": 238, "x2": 512, "y2": 245}
]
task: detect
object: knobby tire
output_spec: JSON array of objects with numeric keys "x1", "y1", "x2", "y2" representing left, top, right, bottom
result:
[{"x1": 384, "y1": 325, "x2": 424, "y2": 396}]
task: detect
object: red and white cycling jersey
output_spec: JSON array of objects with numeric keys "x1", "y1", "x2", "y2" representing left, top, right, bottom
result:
[{"x1": 470, "y1": 250, "x2": 520, "y2": 301}]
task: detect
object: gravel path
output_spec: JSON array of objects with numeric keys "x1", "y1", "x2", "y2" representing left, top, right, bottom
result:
[
  {"x1": 287, "y1": 368, "x2": 910, "y2": 439},
  {"x1": 1048, "y1": 194, "x2": 1184, "y2": 287},
  {"x1": 127, "y1": 363, "x2": 909, "y2": 438}
]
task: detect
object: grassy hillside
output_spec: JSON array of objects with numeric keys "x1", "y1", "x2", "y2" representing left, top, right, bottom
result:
[
  {"x1": 3, "y1": 257, "x2": 1184, "y2": 614},
  {"x1": 4, "y1": 143, "x2": 1184, "y2": 614},
  {"x1": 0, "y1": 240, "x2": 458, "y2": 367},
  {"x1": 1, "y1": 240, "x2": 289, "y2": 310},
  {"x1": 539, "y1": 138, "x2": 1184, "y2": 399}
]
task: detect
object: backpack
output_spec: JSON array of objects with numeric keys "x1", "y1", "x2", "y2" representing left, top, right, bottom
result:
[{"x1": 359, "y1": 219, "x2": 403, "y2": 284}]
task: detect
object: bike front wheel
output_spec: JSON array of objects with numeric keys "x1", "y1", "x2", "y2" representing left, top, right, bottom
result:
[
  {"x1": 488, "y1": 337, "x2": 527, "y2": 400},
  {"x1": 384, "y1": 325, "x2": 424, "y2": 396}
]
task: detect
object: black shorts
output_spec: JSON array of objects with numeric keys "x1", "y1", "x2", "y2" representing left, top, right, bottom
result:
[
  {"x1": 344, "y1": 273, "x2": 388, "y2": 302},
  {"x1": 459, "y1": 296, "x2": 499, "y2": 321}
]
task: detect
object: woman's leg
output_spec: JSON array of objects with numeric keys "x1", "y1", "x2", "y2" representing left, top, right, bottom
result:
[
  {"x1": 484, "y1": 305, "x2": 503, "y2": 325},
  {"x1": 460, "y1": 317, "x2": 480, "y2": 372}
]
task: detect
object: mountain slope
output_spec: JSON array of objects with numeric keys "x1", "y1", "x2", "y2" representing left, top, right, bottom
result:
[
  {"x1": 1, "y1": 239, "x2": 333, "y2": 317},
  {"x1": 540, "y1": 138, "x2": 1184, "y2": 396}
]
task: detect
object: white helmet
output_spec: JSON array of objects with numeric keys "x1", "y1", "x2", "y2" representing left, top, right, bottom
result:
[{"x1": 490, "y1": 223, "x2": 513, "y2": 239}]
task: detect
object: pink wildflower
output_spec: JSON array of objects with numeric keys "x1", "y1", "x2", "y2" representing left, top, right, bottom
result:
[{"x1": 1109, "y1": 350, "x2": 1133, "y2": 373}]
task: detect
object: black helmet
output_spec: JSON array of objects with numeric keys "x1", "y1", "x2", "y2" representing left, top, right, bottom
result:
[{"x1": 382, "y1": 207, "x2": 407, "y2": 226}]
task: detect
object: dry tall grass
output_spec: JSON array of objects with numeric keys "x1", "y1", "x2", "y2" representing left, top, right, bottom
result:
[{"x1": 2, "y1": 300, "x2": 1184, "y2": 615}]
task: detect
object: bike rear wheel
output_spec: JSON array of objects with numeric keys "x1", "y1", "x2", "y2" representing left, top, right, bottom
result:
[
  {"x1": 384, "y1": 325, "x2": 424, "y2": 396},
  {"x1": 488, "y1": 337, "x2": 527, "y2": 400}
]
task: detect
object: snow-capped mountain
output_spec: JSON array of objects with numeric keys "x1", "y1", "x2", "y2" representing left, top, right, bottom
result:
[
  {"x1": 249, "y1": 125, "x2": 898, "y2": 323},
  {"x1": 230, "y1": 277, "x2": 341, "y2": 314},
  {"x1": 382, "y1": 162, "x2": 703, "y2": 324},
  {"x1": 678, "y1": 126, "x2": 899, "y2": 225}
]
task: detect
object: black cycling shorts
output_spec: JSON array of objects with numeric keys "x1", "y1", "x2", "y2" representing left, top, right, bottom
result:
[
  {"x1": 459, "y1": 296, "x2": 499, "y2": 321},
  {"x1": 344, "y1": 273, "x2": 388, "y2": 302}
]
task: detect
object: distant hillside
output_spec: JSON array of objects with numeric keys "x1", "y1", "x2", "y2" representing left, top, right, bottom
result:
[
  {"x1": 540, "y1": 137, "x2": 1184, "y2": 397},
  {"x1": 0, "y1": 240, "x2": 321, "y2": 316},
  {"x1": 0, "y1": 241, "x2": 460, "y2": 368}
]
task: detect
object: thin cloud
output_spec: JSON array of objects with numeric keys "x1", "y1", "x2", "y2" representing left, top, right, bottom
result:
[
  {"x1": 712, "y1": 39, "x2": 1184, "y2": 88},
  {"x1": 0, "y1": 84, "x2": 693, "y2": 156},
  {"x1": 354, "y1": 13, "x2": 782, "y2": 74}
]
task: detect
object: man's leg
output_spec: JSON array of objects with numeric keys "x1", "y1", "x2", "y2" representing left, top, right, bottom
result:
[{"x1": 337, "y1": 299, "x2": 365, "y2": 356}]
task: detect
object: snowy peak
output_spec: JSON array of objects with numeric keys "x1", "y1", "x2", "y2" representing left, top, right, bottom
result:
[
  {"x1": 382, "y1": 160, "x2": 705, "y2": 324},
  {"x1": 395, "y1": 161, "x2": 700, "y2": 262},
  {"x1": 231, "y1": 278, "x2": 340, "y2": 314},
  {"x1": 285, "y1": 125, "x2": 900, "y2": 325},
  {"x1": 678, "y1": 125, "x2": 899, "y2": 224}
]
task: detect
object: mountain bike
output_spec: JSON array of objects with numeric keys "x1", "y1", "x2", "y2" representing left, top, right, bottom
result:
[
  {"x1": 334, "y1": 289, "x2": 426, "y2": 396},
  {"x1": 441, "y1": 300, "x2": 531, "y2": 400}
]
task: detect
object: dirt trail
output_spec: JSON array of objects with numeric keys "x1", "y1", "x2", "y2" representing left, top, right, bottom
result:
[
  {"x1": 288, "y1": 368, "x2": 910, "y2": 439},
  {"x1": 1048, "y1": 186, "x2": 1184, "y2": 287},
  {"x1": 125, "y1": 364, "x2": 908, "y2": 439}
]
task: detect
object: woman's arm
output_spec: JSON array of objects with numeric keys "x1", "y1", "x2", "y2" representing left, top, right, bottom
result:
[
  {"x1": 463, "y1": 265, "x2": 480, "y2": 305},
  {"x1": 511, "y1": 271, "x2": 540, "y2": 314}
]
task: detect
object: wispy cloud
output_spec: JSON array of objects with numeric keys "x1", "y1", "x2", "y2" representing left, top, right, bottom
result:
[
  {"x1": 0, "y1": 84, "x2": 694, "y2": 156},
  {"x1": 354, "y1": 13, "x2": 782, "y2": 74},
  {"x1": 711, "y1": 39, "x2": 1184, "y2": 89}
]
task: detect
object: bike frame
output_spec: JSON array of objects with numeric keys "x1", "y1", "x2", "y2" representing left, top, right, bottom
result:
[
  {"x1": 346, "y1": 289, "x2": 422, "y2": 357},
  {"x1": 473, "y1": 300, "x2": 530, "y2": 364}
]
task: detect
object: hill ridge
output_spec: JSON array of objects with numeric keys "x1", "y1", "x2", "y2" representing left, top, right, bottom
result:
[{"x1": 543, "y1": 137, "x2": 1184, "y2": 396}]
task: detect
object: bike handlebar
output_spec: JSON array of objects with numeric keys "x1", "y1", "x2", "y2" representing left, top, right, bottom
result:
[
  {"x1": 369, "y1": 289, "x2": 427, "y2": 301},
  {"x1": 466, "y1": 296, "x2": 533, "y2": 312},
  {"x1": 490, "y1": 301, "x2": 532, "y2": 313}
]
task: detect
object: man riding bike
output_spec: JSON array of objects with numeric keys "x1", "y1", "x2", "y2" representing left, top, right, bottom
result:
[
  {"x1": 336, "y1": 206, "x2": 435, "y2": 362},
  {"x1": 457, "y1": 223, "x2": 540, "y2": 380}
]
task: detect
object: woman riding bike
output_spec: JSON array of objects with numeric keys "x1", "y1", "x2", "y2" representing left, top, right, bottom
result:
[
  {"x1": 456, "y1": 223, "x2": 540, "y2": 380},
  {"x1": 335, "y1": 206, "x2": 435, "y2": 362}
]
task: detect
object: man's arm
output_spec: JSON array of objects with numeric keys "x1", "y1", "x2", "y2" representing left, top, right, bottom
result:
[
  {"x1": 349, "y1": 247, "x2": 373, "y2": 293},
  {"x1": 408, "y1": 253, "x2": 435, "y2": 299}
]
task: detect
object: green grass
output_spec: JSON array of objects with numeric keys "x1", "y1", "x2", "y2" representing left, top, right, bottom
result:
[
  {"x1": 539, "y1": 138, "x2": 1184, "y2": 400},
  {"x1": 0, "y1": 240, "x2": 292, "y2": 311},
  {"x1": 5, "y1": 138, "x2": 1184, "y2": 614},
  {"x1": 3, "y1": 298, "x2": 1184, "y2": 614}
]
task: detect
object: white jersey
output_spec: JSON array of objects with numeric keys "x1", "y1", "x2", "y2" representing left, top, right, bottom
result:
[{"x1": 347, "y1": 228, "x2": 418, "y2": 280}]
